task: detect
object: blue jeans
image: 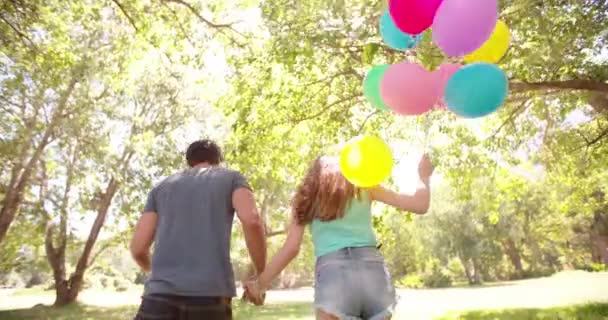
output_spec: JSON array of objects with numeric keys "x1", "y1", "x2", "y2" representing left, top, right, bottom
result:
[
  {"x1": 314, "y1": 246, "x2": 396, "y2": 320},
  {"x1": 134, "y1": 294, "x2": 232, "y2": 320}
]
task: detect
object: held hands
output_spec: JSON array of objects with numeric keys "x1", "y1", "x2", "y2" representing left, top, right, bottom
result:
[
  {"x1": 242, "y1": 278, "x2": 266, "y2": 306},
  {"x1": 418, "y1": 154, "x2": 434, "y2": 180}
]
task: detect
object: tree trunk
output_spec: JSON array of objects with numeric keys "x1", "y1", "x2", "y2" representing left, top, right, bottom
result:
[
  {"x1": 503, "y1": 238, "x2": 524, "y2": 276},
  {"x1": 0, "y1": 74, "x2": 79, "y2": 245},
  {"x1": 472, "y1": 258, "x2": 482, "y2": 285},
  {"x1": 591, "y1": 234, "x2": 608, "y2": 267},
  {"x1": 45, "y1": 176, "x2": 119, "y2": 307},
  {"x1": 53, "y1": 279, "x2": 81, "y2": 307},
  {"x1": 72, "y1": 178, "x2": 119, "y2": 280},
  {"x1": 45, "y1": 148, "x2": 80, "y2": 306},
  {"x1": 458, "y1": 254, "x2": 474, "y2": 285}
]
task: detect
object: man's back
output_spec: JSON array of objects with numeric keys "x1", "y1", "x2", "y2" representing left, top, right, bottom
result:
[{"x1": 143, "y1": 166, "x2": 249, "y2": 297}]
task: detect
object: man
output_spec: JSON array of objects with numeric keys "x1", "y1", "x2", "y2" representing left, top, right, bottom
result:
[{"x1": 130, "y1": 139, "x2": 267, "y2": 319}]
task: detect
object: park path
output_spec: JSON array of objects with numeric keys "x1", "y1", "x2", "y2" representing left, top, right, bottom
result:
[{"x1": 1, "y1": 271, "x2": 607, "y2": 319}]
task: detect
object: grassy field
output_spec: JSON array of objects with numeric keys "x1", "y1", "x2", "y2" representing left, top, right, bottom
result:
[
  {"x1": 0, "y1": 302, "x2": 314, "y2": 320},
  {"x1": 0, "y1": 302, "x2": 607, "y2": 320},
  {"x1": 1, "y1": 271, "x2": 607, "y2": 319},
  {"x1": 437, "y1": 304, "x2": 608, "y2": 320}
]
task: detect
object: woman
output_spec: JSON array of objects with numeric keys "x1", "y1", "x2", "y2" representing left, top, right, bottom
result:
[{"x1": 246, "y1": 154, "x2": 433, "y2": 320}]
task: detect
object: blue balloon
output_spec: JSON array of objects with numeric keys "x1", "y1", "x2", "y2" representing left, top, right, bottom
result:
[
  {"x1": 380, "y1": 10, "x2": 422, "y2": 51},
  {"x1": 445, "y1": 63, "x2": 508, "y2": 118}
]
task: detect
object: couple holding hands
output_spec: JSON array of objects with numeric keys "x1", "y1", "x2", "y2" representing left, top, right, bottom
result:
[{"x1": 131, "y1": 139, "x2": 432, "y2": 320}]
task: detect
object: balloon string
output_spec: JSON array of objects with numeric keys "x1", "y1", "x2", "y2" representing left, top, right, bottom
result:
[{"x1": 422, "y1": 112, "x2": 431, "y2": 153}]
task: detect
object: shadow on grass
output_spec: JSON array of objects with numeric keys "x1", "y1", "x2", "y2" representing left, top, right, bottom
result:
[
  {"x1": 437, "y1": 303, "x2": 608, "y2": 320},
  {"x1": 0, "y1": 301, "x2": 313, "y2": 320}
]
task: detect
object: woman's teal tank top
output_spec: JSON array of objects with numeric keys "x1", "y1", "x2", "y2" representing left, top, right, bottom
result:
[{"x1": 310, "y1": 192, "x2": 377, "y2": 257}]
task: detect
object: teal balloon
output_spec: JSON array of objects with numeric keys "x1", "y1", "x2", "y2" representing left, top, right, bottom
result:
[
  {"x1": 445, "y1": 63, "x2": 508, "y2": 118},
  {"x1": 363, "y1": 65, "x2": 390, "y2": 111},
  {"x1": 380, "y1": 10, "x2": 422, "y2": 51}
]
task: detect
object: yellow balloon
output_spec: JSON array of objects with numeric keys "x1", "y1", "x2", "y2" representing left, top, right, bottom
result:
[
  {"x1": 339, "y1": 136, "x2": 394, "y2": 187},
  {"x1": 464, "y1": 20, "x2": 510, "y2": 64}
]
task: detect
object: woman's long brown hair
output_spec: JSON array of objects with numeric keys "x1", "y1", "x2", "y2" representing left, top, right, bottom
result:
[{"x1": 292, "y1": 156, "x2": 359, "y2": 225}]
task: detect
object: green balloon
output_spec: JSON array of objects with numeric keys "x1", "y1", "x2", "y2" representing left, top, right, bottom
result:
[{"x1": 363, "y1": 65, "x2": 390, "y2": 111}]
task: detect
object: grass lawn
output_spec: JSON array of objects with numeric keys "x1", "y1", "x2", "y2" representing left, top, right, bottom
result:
[
  {"x1": 437, "y1": 304, "x2": 608, "y2": 320},
  {"x1": 0, "y1": 302, "x2": 314, "y2": 320},
  {"x1": 0, "y1": 302, "x2": 608, "y2": 320},
  {"x1": 2, "y1": 272, "x2": 608, "y2": 319}
]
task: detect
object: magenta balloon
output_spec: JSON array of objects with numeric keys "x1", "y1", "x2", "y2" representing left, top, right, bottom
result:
[
  {"x1": 380, "y1": 62, "x2": 438, "y2": 116},
  {"x1": 432, "y1": 0, "x2": 498, "y2": 56},
  {"x1": 388, "y1": 0, "x2": 444, "y2": 35},
  {"x1": 434, "y1": 64, "x2": 462, "y2": 109}
]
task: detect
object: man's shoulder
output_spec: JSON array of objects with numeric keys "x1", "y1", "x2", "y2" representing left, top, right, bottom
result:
[{"x1": 212, "y1": 167, "x2": 246, "y2": 178}]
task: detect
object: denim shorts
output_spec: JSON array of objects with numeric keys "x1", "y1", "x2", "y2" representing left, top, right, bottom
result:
[{"x1": 314, "y1": 246, "x2": 396, "y2": 320}]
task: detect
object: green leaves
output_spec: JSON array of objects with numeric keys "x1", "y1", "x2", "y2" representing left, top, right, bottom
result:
[{"x1": 362, "y1": 42, "x2": 380, "y2": 65}]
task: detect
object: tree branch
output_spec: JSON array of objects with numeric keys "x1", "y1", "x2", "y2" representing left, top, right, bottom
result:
[
  {"x1": 357, "y1": 110, "x2": 381, "y2": 135},
  {"x1": 160, "y1": 2, "x2": 196, "y2": 45},
  {"x1": 586, "y1": 126, "x2": 608, "y2": 146},
  {"x1": 161, "y1": 0, "x2": 246, "y2": 47},
  {"x1": 110, "y1": 0, "x2": 139, "y2": 33},
  {"x1": 285, "y1": 94, "x2": 360, "y2": 124},
  {"x1": 303, "y1": 69, "x2": 358, "y2": 86},
  {"x1": 510, "y1": 80, "x2": 608, "y2": 94},
  {"x1": 162, "y1": 0, "x2": 238, "y2": 30},
  {"x1": 87, "y1": 241, "x2": 113, "y2": 268},
  {"x1": 0, "y1": 13, "x2": 36, "y2": 49},
  {"x1": 490, "y1": 99, "x2": 530, "y2": 139}
]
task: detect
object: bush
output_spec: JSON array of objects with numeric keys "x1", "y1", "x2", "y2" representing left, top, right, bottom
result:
[
  {"x1": 100, "y1": 276, "x2": 110, "y2": 288},
  {"x1": 520, "y1": 268, "x2": 554, "y2": 279},
  {"x1": 579, "y1": 263, "x2": 608, "y2": 273},
  {"x1": 447, "y1": 258, "x2": 466, "y2": 282},
  {"x1": 422, "y1": 264, "x2": 453, "y2": 288},
  {"x1": 134, "y1": 272, "x2": 147, "y2": 285},
  {"x1": 113, "y1": 278, "x2": 130, "y2": 292},
  {"x1": 25, "y1": 273, "x2": 44, "y2": 288},
  {"x1": 397, "y1": 274, "x2": 424, "y2": 289},
  {"x1": 0, "y1": 271, "x2": 25, "y2": 289}
]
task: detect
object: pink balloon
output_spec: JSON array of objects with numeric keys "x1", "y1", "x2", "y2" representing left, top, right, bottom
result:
[
  {"x1": 432, "y1": 0, "x2": 498, "y2": 56},
  {"x1": 388, "y1": 0, "x2": 444, "y2": 35},
  {"x1": 433, "y1": 64, "x2": 462, "y2": 109},
  {"x1": 380, "y1": 62, "x2": 438, "y2": 116}
]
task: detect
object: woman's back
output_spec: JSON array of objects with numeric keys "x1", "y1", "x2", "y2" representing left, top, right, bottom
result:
[{"x1": 311, "y1": 192, "x2": 377, "y2": 257}]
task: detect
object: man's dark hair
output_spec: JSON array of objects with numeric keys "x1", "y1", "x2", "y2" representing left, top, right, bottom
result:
[{"x1": 186, "y1": 139, "x2": 224, "y2": 167}]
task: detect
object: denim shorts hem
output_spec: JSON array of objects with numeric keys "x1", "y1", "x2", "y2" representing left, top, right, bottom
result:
[{"x1": 368, "y1": 306, "x2": 394, "y2": 320}]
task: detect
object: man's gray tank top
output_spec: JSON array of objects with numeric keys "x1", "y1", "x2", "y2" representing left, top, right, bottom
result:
[{"x1": 142, "y1": 166, "x2": 250, "y2": 297}]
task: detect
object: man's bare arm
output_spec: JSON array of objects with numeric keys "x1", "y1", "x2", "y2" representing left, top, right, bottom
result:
[
  {"x1": 130, "y1": 212, "x2": 158, "y2": 272},
  {"x1": 233, "y1": 188, "x2": 267, "y2": 274}
]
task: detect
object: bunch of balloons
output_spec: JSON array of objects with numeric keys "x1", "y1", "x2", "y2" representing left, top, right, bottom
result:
[
  {"x1": 364, "y1": 0, "x2": 510, "y2": 119},
  {"x1": 344, "y1": 0, "x2": 512, "y2": 188}
]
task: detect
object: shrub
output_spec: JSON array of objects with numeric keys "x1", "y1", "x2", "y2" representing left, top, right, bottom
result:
[
  {"x1": 114, "y1": 278, "x2": 130, "y2": 292},
  {"x1": 579, "y1": 263, "x2": 608, "y2": 273},
  {"x1": 422, "y1": 264, "x2": 453, "y2": 288},
  {"x1": 397, "y1": 274, "x2": 424, "y2": 289},
  {"x1": 134, "y1": 272, "x2": 147, "y2": 285},
  {"x1": 25, "y1": 273, "x2": 44, "y2": 288},
  {"x1": 447, "y1": 258, "x2": 466, "y2": 282},
  {"x1": 0, "y1": 271, "x2": 25, "y2": 289},
  {"x1": 520, "y1": 268, "x2": 554, "y2": 279}
]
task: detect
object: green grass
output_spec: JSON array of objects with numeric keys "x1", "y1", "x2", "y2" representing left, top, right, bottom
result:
[
  {"x1": 436, "y1": 304, "x2": 608, "y2": 320},
  {"x1": 0, "y1": 302, "x2": 313, "y2": 320},
  {"x1": 10, "y1": 287, "x2": 53, "y2": 297},
  {"x1": 1, "y1": 303, "x2": 608, "y2": 320}
]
